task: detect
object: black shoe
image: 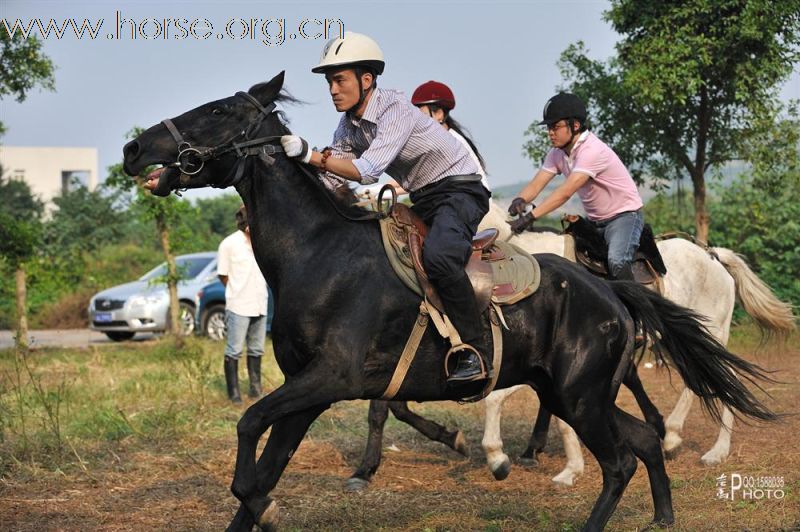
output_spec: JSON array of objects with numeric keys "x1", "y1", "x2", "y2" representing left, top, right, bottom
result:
[
  {"x1": 447, "y1": 351, "x2": 490, "y2": 384},
  {"x1": 224, "y1": 357, "x2": 242, "y2": 404}
]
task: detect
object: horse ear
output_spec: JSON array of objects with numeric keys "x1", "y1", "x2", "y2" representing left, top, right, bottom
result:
[{"x1": 248, "y1": 71, "x2": 285, "y2": 103}]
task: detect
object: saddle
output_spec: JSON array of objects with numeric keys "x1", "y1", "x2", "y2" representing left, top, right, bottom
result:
[
  {"x1": 379, "y1": 202, "x2": 541, "y2": 402},
  {"x1": 383, "y1": 203, "x2": 541, "y2": 311},
  {"x1": 561, "y1": 214, "x2": 667, "y2": 287}
]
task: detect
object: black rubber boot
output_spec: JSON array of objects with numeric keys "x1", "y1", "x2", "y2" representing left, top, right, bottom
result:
[
  {"x1": 224, "y1": 357, "x2": 242, "y2": 404},
  {"x1": 434, "y1": 272, "x2": 491, "y2": 384},
  {"x1": 246, "y1": 356, "x2": 263, "y2": 398}
]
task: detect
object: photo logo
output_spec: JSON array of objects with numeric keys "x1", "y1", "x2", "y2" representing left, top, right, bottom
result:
[{"x1": 715, "y1": 473, "x2": 785, "y2": 501}]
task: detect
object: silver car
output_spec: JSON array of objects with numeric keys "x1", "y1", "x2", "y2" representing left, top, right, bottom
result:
[{"x1": 89, "y1": 252, "x2": 218, "y2": 341}]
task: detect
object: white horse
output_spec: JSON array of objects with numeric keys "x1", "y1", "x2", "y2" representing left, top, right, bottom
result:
[{"x1": 479, "y1": 202, "x2": 796, "y2": 486}]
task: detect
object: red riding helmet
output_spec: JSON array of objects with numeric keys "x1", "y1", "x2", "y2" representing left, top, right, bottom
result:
[{"x1": 411, "y1": 80, "x2": 456, "y2": 111}]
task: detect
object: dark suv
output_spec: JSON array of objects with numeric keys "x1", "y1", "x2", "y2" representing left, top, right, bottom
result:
[{"x1": 195, "y1": 280, "x2": 273, "y2": 340}]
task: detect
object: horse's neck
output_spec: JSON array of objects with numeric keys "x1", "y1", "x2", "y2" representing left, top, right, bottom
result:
[{"x1": 236, "y1": 158, "x2": 377, "y2": 287}]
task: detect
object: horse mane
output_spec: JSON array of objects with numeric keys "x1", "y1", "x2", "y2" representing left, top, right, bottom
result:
[
  {"x1": 296, "y1": 165, "x2": 377, "y2": 219},
  {"x1": 243, "y1": 84, "x2": 376, "y2": 221}
]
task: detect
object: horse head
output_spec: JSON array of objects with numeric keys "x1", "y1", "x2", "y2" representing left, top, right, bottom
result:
[{"x1": 122, "y1": 71, "x2": 289, "y2": 196}]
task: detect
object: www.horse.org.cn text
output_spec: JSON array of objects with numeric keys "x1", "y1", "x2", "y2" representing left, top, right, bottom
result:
[{"x1": 1, "y1": 12, "x2": 345, "y2": 46}]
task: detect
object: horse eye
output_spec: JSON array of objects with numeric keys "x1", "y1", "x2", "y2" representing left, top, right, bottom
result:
[{"x1": 212, "y1": 108, "x2": 223, "y2": 115}]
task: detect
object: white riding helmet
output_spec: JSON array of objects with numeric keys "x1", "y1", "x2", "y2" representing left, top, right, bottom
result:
[{"x1": 312, "y1": 31, "x2": 385, "y2": 75}]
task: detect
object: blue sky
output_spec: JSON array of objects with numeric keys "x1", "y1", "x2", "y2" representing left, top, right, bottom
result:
[{"x1": 2, "y1": 0, "x2": 798, "y2": 201}]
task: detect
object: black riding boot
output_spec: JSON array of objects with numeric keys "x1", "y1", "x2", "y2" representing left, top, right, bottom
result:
[
  {"x1": 246, "y1": 356, "x2": 263, "y2": 398},
  {"x1": 435, "y1": 272, "x2": 491, "y2": 384},
  {"x1": 613, "y1": 263, "x2": 644, "y2": 345},
  {"x1": 612, "y1": 262, "x2": 635, "y2": 281},
  {"x1": 224, "y1": 357, "x2": 242, "y2": 404}
]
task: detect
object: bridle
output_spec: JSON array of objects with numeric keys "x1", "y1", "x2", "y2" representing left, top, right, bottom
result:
[
  {"x1": 160, "y1": 91, "x2": 285, "y2": 189},
  {"x1": 159, "y1": 90, "x2": 384, "y2": 222}
]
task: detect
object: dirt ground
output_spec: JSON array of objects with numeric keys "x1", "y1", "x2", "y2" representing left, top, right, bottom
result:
[{"x1": 2, "y1": 334, "x2": 798, "y2": 531}]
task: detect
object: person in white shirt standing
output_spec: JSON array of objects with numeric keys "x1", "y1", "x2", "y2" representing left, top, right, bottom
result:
[{"x1": 218, "y1": 205, "x2": 269, "y2": 403}]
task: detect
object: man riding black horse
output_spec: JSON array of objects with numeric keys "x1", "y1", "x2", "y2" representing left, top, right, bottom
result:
[{"x1": 279, "y1": 32, "x2": 493, "y2": 385}]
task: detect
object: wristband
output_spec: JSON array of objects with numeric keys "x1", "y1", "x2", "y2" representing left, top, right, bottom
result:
[{"x1": 320, "y1": 147, "x2": 333, "y2": 173}]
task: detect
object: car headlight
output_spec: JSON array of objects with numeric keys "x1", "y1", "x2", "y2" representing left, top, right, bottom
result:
[{"x1": 129, "y1": 293, "x2": 167, "y2": 307}]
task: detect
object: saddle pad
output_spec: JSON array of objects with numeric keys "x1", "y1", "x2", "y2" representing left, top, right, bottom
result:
[
  {"x1": 489, "y1": 241, "x2": 541, "y2": 305},
  {"x1": 379, "y1": 218, "x2": 541, "y2": 305}
]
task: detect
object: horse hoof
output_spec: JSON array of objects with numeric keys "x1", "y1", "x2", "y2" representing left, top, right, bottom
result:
[
  {"x1": 453, "y1": 431, "x2": 470, "y2": 457},
  {"x1": 663, "y1": 447, "x2": 681, "y2": 461},
  {"x1": 551, "y1": 470, "x2": 578, "y2": 487},
  {"x1": 490, "y1": 457, "x2": 511, "y2": 481},
  {"x1": 256, "y1": 500, "x2": 279, "y2": 532},
  {"x1": 662, "y1": 433, "x2": 682, "y2": 455},
  {"x1": 518, "y1": 454, "x2": 539, "y2": 467},
  {"x1": 345, "y1": 477, "x2": 370, "y2": 492},
  {"x1": 642, "y1": 516, "x2": 675, "y2": 530},
  {"x1": 700, "y1": 451, "x2": 725, "y2": 466}
]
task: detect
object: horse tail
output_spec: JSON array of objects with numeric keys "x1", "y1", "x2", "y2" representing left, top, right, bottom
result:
[
  {"x1": 609, "y1": 281, "x2": 779, "y2": 424},
  {"x1": 713, "y1": 247, "x2": 796, "y2": 337}
]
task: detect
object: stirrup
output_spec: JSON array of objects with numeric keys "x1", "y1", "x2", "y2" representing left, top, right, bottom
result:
[{"x1": 444, "y1": 343, "x2": 490, "y2": 382}]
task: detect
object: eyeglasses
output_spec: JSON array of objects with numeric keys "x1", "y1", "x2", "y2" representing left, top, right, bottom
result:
[{"x1": 546, "y1": 122, "x2": 568, "y2": 132}]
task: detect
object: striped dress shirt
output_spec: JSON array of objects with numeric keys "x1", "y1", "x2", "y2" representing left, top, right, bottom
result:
[{"x1": 320, "y1": 88, "x2": 479, "y2": 192}]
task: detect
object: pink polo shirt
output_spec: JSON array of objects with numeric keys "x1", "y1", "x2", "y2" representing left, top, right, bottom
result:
[{"x1": 542, "y1": 131, "x2": 643, "y2": 221}]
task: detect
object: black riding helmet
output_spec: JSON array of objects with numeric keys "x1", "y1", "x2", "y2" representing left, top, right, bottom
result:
[{"x1": 539, "y1": 93, "x2": 587, "y2": 125}]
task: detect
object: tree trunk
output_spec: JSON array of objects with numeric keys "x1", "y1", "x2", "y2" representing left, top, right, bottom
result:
[
  {"x1": 15, "y1": 264, "x2": 29, "y2": 354},
  {"x1": 692, "y1": 85, "x2": 711, "y2": 244},
  {"x1": 690, "y1": 169, "x2": 710, "y2": 244},
  {"x1": 156, "y1": 213, "x2": 182, "y2": 345}
]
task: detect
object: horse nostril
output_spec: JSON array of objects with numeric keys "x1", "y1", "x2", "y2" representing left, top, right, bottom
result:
[{"x1": 123, "y1": 140, "x2": 140, "y2": 160}]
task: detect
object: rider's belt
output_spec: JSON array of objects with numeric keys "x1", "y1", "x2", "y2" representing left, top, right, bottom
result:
[{"x1": 412, "y1": 174, "x2": 483, "y2": 196}]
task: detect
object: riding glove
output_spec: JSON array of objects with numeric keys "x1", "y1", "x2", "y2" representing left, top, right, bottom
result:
[
  {"x1": 508, "y1": 197, "x2": 529, "y2": 216},
  {"x1": 280, "y1": 135, "x2": 312, "y2": 164},
  {"x1": 509, "y1": 212, "x2": 536, "y2": 234}
]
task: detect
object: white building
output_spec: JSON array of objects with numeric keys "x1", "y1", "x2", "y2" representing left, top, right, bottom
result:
[{"x1": 0, "y1": 146, "x2": 98, "y2": 205}]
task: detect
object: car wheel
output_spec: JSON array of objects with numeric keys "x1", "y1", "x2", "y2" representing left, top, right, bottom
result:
[
  {"x1": 178, "y1": 302, "x2": 196, "y2": 336},
  {"x1": 203, "y1": 304, "x2": 227, "y2": 341},
  {"x1": 105, "y1": 331, "x2": 135, "y2": 342}
]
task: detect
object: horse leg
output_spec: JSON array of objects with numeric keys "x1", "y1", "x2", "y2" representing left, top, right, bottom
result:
[
  {"x1": 663, "y1": 386, "x2": 694, "y2": 458},
  {"x1": 388, "y1": 401, "x2": 468, "y2": 456},
  {"x1": 551, "y1": 417, "x2": 585, "y2": 487},
  {"x1": 558, "y1": 401, "x2": 638, "y2": 531},
  {"x1": 482, "y1": 385, "x2": 525, "y2": 481},
  {"x1": 227, "y1": 404, "x2": 329, "y2": 532},
  {"x1": 615, "y1": 406, "x2": 674, "y2": 527},
  {"x1": 520, "y1": 405, "x2": 550, "y2": 465},
  {"x1": 230, "y1": 369, "x2": 344, "y2": 528},
  {"x1": 623, "y1": 363, "x2": 666, "y2": 439},
  {"x1": 700, "y1": 406, "x2": 735, "y2": 465},
  {"x1": 346, "y1": 400, "x2": 390, "y2": 491}
]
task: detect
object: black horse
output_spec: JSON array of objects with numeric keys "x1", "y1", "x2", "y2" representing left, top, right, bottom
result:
[{"x1": 123, "y1": 72, "x2": 776, "y2": 531}]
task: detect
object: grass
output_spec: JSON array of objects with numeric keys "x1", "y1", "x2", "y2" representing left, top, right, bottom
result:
[{"x1": 0, "y1": 324, "x2": 798, "y2": 531}]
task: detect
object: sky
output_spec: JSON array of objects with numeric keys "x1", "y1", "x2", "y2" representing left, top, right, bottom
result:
[{"x1": 2, "y1": 0, "x2": 799, "y2": 202}]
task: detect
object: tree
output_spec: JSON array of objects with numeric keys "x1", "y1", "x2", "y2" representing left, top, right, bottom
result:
[
  {"x1": 0, "y1": 177, "x2": 44, "y2": 351},
  {"x1": 45, "y1": 179, "x2": 127, "y2": 256},
  {"x1": 105, "y1": 131, "x2": 196, "y2": 344},
  {"x1": 0, "y1": 30, "x2": 55, "y2": 341},
  {"x1": 528, "y1": 0, "x2": 800, "y2": 242},
  {"x1": 0, "y1": 31, "x2": 55, "y2": 135},
  {"x1": 708, "y1": 103, "x2": 800, "y2": 306}
]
